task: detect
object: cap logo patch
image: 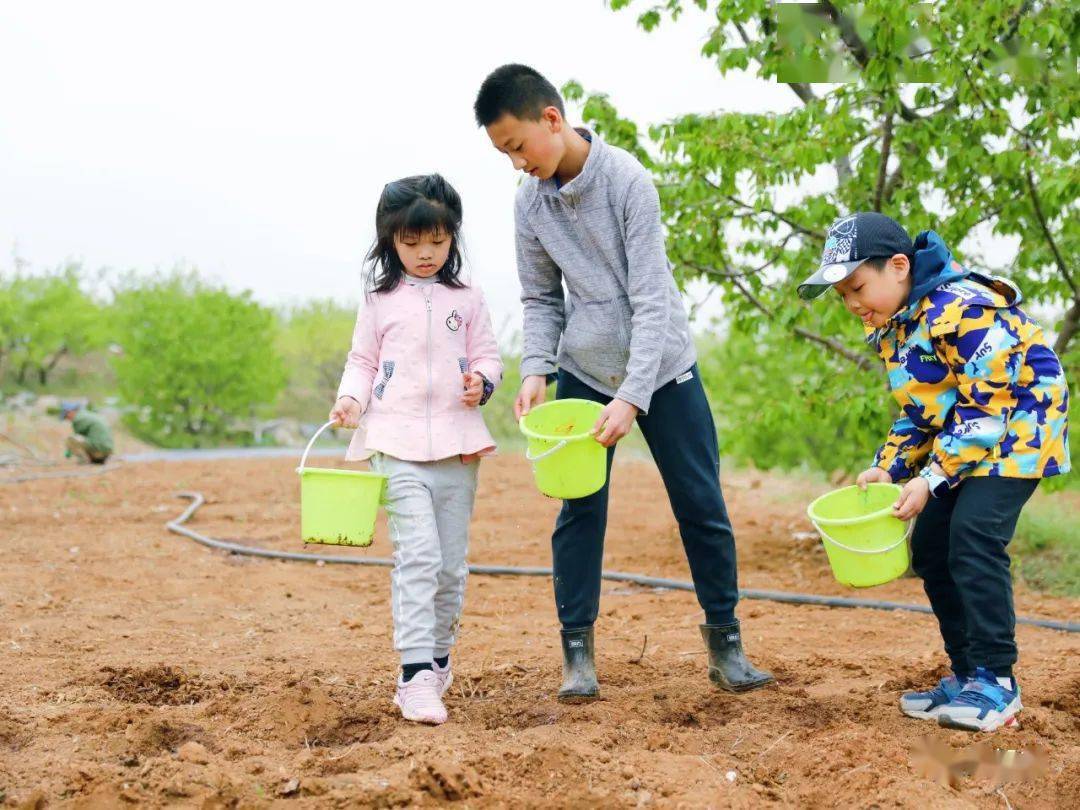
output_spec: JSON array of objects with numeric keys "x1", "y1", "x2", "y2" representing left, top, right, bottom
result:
[
  {"x1": 821, "y1": 214, "x2": 857, "y2": 265},
  {"x1": 822, "y1": 264, "x2": 849, "y2": 282}
]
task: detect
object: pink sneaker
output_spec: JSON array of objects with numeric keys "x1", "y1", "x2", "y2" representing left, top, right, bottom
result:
[
  {"x1": 433, "y1": 660, "x2": 454, "y2": 696},
  {"x1": 394, "y1": 670, "x2": 447, "y2": 725}
]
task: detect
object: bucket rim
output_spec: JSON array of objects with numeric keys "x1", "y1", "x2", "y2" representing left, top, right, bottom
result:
[
  {"x1": 806, "y1": 482, "x2": 902, "y2": 526},
  {"x1": 518, "y1": 398, "x2": 605, "y2": 443},
  {"x1": 297, "y1": 467, "x2": 388, "y2": 480}
]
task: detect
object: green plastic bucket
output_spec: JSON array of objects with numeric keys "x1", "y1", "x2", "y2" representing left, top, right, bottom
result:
[
  {"x1": 297, "y1": 421, "x2": 387, "y2": 547},
  {"x1": 806, "y1": 483, "x2": 912, "y2": 588},
  {"x1": 519, "y1": 399, "x2": 607, "y2": 499}
]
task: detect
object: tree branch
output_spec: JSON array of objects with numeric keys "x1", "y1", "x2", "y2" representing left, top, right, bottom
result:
[
  {"x1": 792, "y1": 325, "x2": 874, "y2": 371},
  {"x1": 734, "y1": 17, "x2": 851, "y2": 183},
  {"x1": 1025, "y1": 170, "x2": 1077, "y2": 299},
  {"x1": 716, "y1": 254, "x2": 875, "y2": 371},
  {"x1": 873, "y1": 110, "x2": 894, "y2": 212},
  {"x1": 815, "y1": 1, "x2": 924, "y2": 123},
  {"x1": 1001, "y1": 0, "x2": 1035, "y2": 45},
  {"x1": 1054, "y1": 300, "x2": 1079, "y2": 358},
  {"x1": 721, "y1": 192, "x2": 826, "y2": 241},
  {"x1": 734, "y1": 20, "x2": 817, "y2": 108},
  {"x1": 678, "y1": 233, "x2": 795, "y2": 282},
  {"x1": 680, "y1": 260, "x2": 758, "y2": 281},
  {"x1": 882, "y1": 165, "x2": 903, "y2": 204}
]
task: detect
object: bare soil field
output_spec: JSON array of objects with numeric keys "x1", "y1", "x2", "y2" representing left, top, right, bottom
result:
[{"x1": 1, "y1": 453, "x2": 1076, "y2": 808}]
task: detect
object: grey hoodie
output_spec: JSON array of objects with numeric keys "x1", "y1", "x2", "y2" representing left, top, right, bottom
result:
[{"x1": 514, "y1": 129, "x2": 695, "y2": 413}]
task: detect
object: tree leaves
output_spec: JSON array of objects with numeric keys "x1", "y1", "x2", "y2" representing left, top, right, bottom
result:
[
  {"x1": 573, "y1": 0, "x2": 1077, "y2": 476},
  {"x1": 111, "y1": 272, "x2": 286, "y2": 447}
]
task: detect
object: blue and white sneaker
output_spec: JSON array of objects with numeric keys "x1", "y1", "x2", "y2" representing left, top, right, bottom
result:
[
  {"x1": 937, "y1": 668, "x2": 1021, "y2": 732},
  {"x1": 899, "y1": 674, "x2": 967, "y2": 720}
]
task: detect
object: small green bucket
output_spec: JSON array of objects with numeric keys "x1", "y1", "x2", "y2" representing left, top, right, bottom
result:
[
  {"x1": 297, "y1": 421, "x2": 387, "y2": 547},
  {"x1": 519, "y1": 399, "x2": 607, "y2": 499},
  {"x1": 806, "y1": 483, "x2": 911, "y2": 588}
]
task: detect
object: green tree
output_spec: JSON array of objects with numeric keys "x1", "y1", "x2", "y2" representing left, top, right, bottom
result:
[
  {"x1": 276, "y1": 298, "x2": 357, "y2": 422},
  {"x1": 0, "y1": 264, "x2": 105, "y2": 387},
  {"x1": 0, "y1": 280, "x2": 14, "y2": 381},
  {"x1": 570, "y1": 0, "x2": 1077, "y2": 475},
  {"x1": 111, "y1": 272, "x2": 286, "y2": 447}
]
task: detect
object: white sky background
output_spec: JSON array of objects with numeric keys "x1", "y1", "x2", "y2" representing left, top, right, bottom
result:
[{"x1": 1, "y1": 1, "x2": 807, "y2": 343}]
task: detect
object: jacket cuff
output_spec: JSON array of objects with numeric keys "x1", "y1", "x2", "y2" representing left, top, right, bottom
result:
[
  {"x1": 613, "y1": 385, "x2": 651, "y2": 416},
  {"x1": 336, "y1": 387, "x2": 370, "y2": 413},
  {"x1": 520, "y1": 358, "x2": 558, "y2": 379},
  {"x1": 477, "y1": 373, "x2": 495, "y2": 407},
  {"x1": 873, "y1": 450, "x2": 911, "y2": 484},
  {"x1": 930, "y1": 453, "x2": 968, "y2": 488}
]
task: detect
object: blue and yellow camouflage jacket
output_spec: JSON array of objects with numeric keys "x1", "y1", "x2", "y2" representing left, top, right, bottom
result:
[{"x1": 870, "y1": 231, "x2": 1070, "y2": 487}]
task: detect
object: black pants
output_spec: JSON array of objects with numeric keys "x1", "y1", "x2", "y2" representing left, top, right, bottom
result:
[
  {"x1": 550, "y1": 366, "x2": 739, "y2": 629},
  {"x1": 910, "y1": 476, "x2": 1038, "y2": 675}
]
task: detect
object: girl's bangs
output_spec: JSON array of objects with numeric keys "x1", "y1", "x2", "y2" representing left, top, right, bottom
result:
[{"x1": 394, "y1": 198, "x2": 457, "y2": 240}]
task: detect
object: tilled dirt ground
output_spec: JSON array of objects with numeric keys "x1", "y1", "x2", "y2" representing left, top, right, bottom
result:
[{"x1": 1, "y1": 454, "x2": 1077, "y2": 808}]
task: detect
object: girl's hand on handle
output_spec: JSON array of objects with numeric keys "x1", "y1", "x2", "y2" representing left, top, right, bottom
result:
[
  {"x1": 514, "y1": 375, "x2": 547, "y2": 420},
  {"x1": 856, "y1": 467, "x2": 891, "y2": 491},
  {"x1": 461, "y1": 372, "x2": 483, "y2": 408},
  {"x1": 329, "y1": 396, "x2": 363, "y2": 429}
]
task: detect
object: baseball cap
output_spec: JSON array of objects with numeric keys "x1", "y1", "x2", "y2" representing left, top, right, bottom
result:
[
  {"x1": 798, "y1": 212, "x2": 913, "y2": 300},
  {"x1": 59, "y1": 400, "x2": 82, "y2": 418}
]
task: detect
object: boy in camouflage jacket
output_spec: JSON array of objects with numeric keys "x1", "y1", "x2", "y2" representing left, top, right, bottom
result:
[{"x1": 799, "y1": 212, "x2": 1070, "y2": 733}]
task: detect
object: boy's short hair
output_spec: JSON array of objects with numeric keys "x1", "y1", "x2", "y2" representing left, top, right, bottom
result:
[
  {"x1": 473, "y1": 64, "x2": 565, "y2": 127},
  {"x1": 862, "y1": 254, "x2": 914, "y2": 271}
]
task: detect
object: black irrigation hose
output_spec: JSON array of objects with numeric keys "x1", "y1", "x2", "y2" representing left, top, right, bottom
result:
[{"x1": 168, "y1": 491, "x2": 1080, "y2": 634}]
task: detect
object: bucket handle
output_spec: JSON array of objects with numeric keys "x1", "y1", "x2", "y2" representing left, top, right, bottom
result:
[
  {"x1": 297, "y1": 420, "x2": 338, "y2": 473},
  {"x1": 813, "y1": 520, "x2": 913, "y2": 555},
  {"x1": 525, "y1": 439, "x2": 569, "y2": 463}
]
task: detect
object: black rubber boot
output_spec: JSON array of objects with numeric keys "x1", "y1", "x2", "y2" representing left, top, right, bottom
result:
[
  {"x1": 558, "y1": 627, "x2": 600, "y2": 702},
  {"x1": 701, "y1": 621, "x2": 774, "y2": 693}
]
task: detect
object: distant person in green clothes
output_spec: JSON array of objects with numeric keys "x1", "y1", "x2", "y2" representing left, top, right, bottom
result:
[{"x1": 61, "y1": 401, "x2": 113, "y2": 464}]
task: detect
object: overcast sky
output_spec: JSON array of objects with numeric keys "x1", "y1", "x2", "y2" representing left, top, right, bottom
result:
[{"x1": 0, "y1": 1, "x2": 802, "y2": 338}]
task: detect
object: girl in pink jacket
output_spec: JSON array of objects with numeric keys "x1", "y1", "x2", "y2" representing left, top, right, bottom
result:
[{"x1": 330, "y1": 174, "x2": 503, "y2": 725}]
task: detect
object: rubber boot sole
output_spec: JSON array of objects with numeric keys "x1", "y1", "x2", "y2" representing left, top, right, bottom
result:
[
  {"x1": 557, "y1": 689, "x2": 601, "y2": 704},
  {"x1": 710, "y1": 671, "x2": 775, "y2": 693}
]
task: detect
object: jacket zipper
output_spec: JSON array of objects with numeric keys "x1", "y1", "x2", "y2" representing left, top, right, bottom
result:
[{"x1": 424, "y1": 287, "x2": 433, "y2": 458}]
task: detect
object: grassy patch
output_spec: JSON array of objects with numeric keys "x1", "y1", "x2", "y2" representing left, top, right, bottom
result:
[{"x1": 1011, "y1": 493, "x2": 1080, "y2": 597}]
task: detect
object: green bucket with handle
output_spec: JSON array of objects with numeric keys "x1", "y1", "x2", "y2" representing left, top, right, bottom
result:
[
  {"x1": 519, "y1": 399, "x2": 607, "y2": 499},
  {"x1": 297, "y1": 420, "x2": 387, "y2": 547},
  {"x1": 806, "y1": 483, "x2": 912, "y2": 588}
]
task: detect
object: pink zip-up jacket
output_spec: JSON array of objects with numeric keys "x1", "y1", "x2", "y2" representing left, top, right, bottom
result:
[{"x1": 337, "y1": 278, "x2": 503, "y2": 462}]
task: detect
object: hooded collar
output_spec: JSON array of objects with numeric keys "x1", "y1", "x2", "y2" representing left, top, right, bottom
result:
[
  {"x1": 887, "y1": 230, "x2": 970, "y2": 326},
  {"x1": 908, "y1": 230, "x2": 969, "y2": 304},
  {"x1": 865, "y1": 230, "x2": 968, "y2": 342}
]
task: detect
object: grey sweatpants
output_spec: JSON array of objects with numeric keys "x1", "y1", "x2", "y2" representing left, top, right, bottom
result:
[{"x1": 370, "y1": 453, "x2": 479, "y2": 666}]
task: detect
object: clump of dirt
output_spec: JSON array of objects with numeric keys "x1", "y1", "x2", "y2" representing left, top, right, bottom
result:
[
  {"x1": 881, "y1": 662, "x2": 952, "y2": 693},
  {"x1": 0, "y1": 711, "x2": 30, "y2": 752},
  {"x1": 124, "y1": 718, "x2": 213, "y2": 756},
  {"x1": 411, "y1": 759, "x2": 485, "y2": 801},
  {"x1": 304, "y1": 710, "x2": 393, "y2": 748},
  {"x1": 479, "y1": 703, "x2": 561, "y2": 731},
  {"x1": 100, "y1": 665, "x2": 221, "y2": 706},
  {"x1": 1040, "y1": 675, "x2": 1080, "y2": 715}
]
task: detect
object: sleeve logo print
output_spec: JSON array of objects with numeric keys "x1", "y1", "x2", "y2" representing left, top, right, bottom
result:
[{"x1": 373, "y1": 360, "x2": 395, "y2": 400}]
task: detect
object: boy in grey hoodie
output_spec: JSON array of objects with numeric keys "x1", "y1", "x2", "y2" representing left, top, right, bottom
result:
[{"x1": 475, "y1": 64, "x2": 772, "y2": 700}]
